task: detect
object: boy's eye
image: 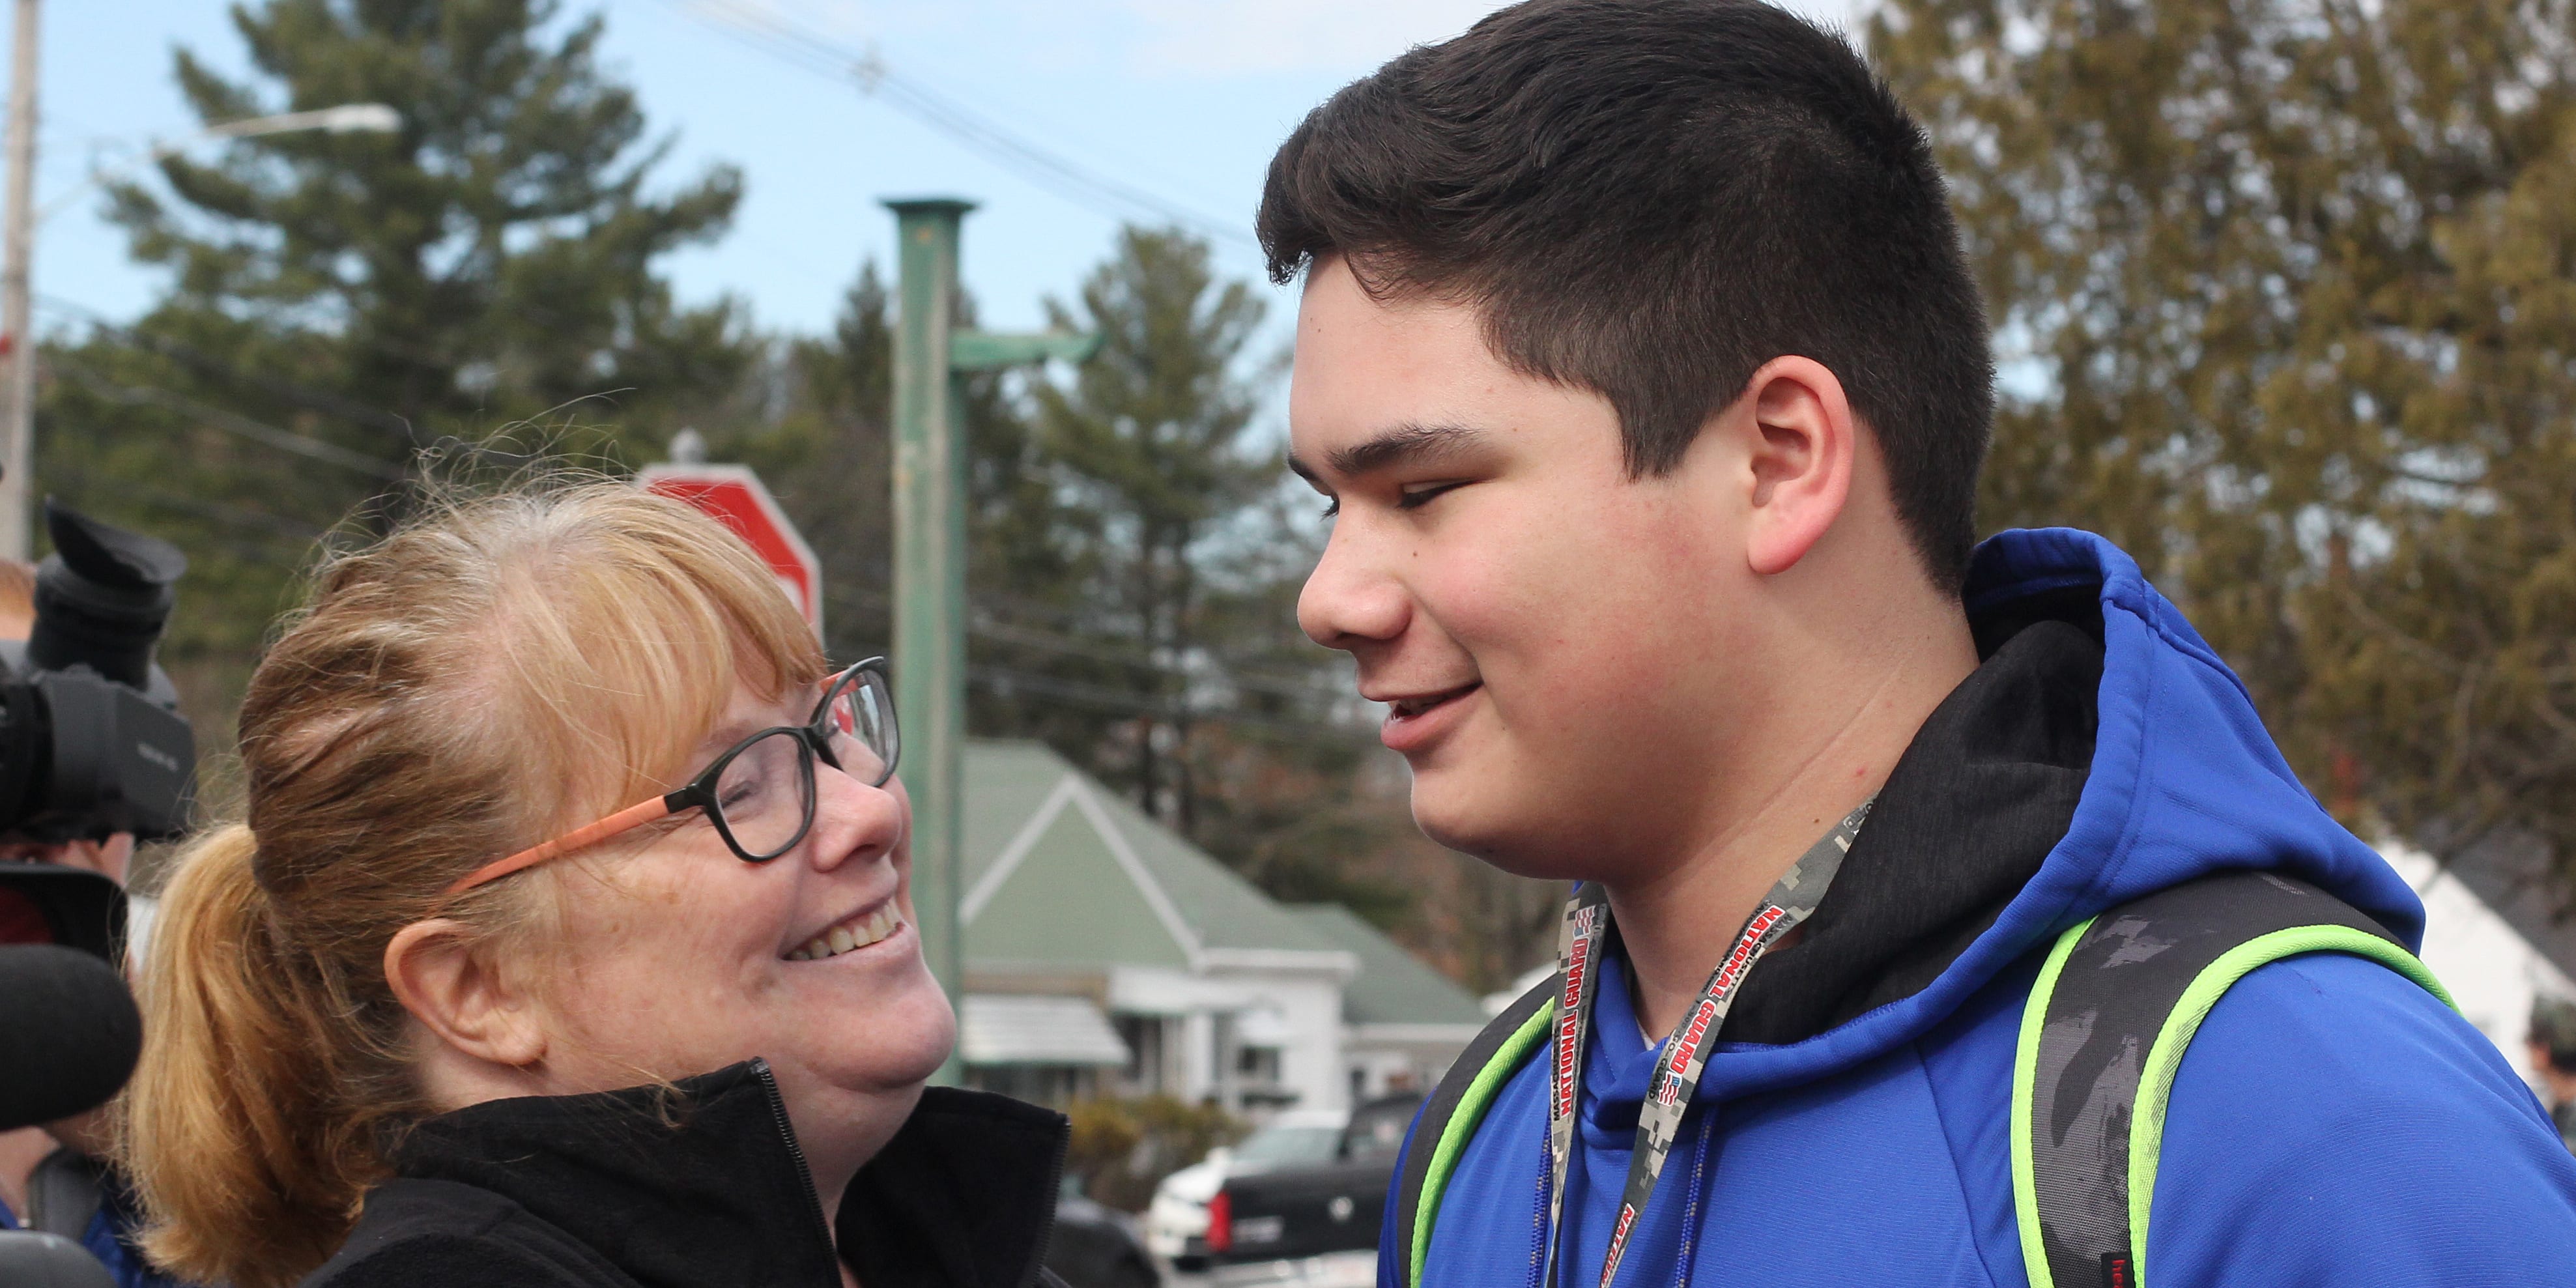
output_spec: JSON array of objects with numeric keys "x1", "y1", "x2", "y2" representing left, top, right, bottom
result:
[
  {"x1": 1319, "y1": 496, "x2": 1341, "y2": 519},
  {"x1": 1396, "y1": 481, "x2": 1469, "y2": 510}
]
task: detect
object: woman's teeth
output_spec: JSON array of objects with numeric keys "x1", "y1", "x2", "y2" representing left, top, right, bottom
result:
[{"x1": 788, "y1": 907, "x2": 900, "y2": 961}]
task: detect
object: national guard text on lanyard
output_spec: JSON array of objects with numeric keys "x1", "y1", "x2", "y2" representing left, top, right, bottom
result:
[{"x1": 1541, "y1": 799, "x2": 1872, "y2": 1288}]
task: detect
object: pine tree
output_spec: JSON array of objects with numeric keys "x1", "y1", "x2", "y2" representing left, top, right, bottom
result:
[
  {"x1": 1031, "y1": 227, "x2": 1280, "y2": 829},
  {"x1": 38, "y1": 0, "x2": 752, "y2": 790}
]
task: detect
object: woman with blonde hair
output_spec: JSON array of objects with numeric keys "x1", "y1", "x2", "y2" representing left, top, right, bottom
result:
[{"x1": 119, "y1": 483, "x2": 1068, "y2": 1288}]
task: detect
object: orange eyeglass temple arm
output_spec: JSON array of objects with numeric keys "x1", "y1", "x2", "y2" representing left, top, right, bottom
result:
[{"x1": 443, "y1": 795, "x2": 677, "y2": 896}]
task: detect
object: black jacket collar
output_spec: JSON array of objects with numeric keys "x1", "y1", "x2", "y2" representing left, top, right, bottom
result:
[{"x1": 387, "y1": 1059, "x2": 1067, "y2": 1288}]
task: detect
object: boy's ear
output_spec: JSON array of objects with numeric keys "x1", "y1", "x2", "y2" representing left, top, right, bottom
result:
[
  {"x1": 384, "y1": 919, "x2": 549, "y2": 1069},
  {"x1": 1734, "y1": 355, "x2": 1858, "y2": 577}
]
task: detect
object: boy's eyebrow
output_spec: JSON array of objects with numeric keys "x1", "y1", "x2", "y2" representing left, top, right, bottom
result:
[{"x1": 1289, "y1": 422, "x2": 1491, "y2": 481}]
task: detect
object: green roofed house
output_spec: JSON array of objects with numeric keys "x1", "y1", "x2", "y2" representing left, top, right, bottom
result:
[
  {"x1": 956, "y1": 739, "x2": 1486, "y2": 1110},
  {"x1": 1285, "y1": 904, "x2": 1491, "y2": 1099}
]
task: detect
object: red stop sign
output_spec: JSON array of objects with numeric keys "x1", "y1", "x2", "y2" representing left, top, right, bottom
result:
[{"x1": 637, "y1": 463, "x2": 823, "y2": 636}]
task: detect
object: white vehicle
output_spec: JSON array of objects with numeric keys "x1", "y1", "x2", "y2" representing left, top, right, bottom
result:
[{"x1": 1146, "y1": 1109, "x2": 1347, "y2": 1267}]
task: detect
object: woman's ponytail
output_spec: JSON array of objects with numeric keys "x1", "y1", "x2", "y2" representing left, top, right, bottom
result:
[{"x1": 121, "y1": 823, "x2": 364, "y2": 1288}]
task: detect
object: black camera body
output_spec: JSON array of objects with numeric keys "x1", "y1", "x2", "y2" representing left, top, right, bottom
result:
[
  {"x1": 0, "y1": 650, "x2": 195, "y2": 846},
  {"x1": 0, "y1": 503, "x2": 196, "y2": 962},
  {"x1": 0, "y1": 502, "x2": 196, "y2": 847}
]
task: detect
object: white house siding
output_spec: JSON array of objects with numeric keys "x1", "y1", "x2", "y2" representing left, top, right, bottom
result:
[
  {"x1": 1345, "y1": 1022, "x2": 1487, "y2": 1100},
  {"x1": 1109, "y1": 962, "x2": 1354, "y2": 1113},
  {"x1": 1209, "y1": 965, "x2": 1349, "y2": 1113},
  {"x1": 2383, "y1": 843, "x2": 2575, "y2": 1093}
]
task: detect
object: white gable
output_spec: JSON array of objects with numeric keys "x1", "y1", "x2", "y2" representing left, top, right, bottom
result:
[{"x1": 2384, "y1": 842, "x2": 2575, "y2": 1094}]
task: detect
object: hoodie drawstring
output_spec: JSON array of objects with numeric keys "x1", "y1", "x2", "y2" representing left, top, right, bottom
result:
[{"x1": 1669, "y1": 1106, "x2": 1718, "y2": 1288}]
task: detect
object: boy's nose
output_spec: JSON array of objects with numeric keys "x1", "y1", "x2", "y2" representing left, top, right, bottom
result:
[{"x1": 1298, "y1": 527, "x2": 1411, "y2": 650}]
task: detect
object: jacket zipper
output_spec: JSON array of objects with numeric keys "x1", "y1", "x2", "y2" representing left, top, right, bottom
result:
[{"x1": 751, "y1": 1059, "x2": 838, "y2": 1280}]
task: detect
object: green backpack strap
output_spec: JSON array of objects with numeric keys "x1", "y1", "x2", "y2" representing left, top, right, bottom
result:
[
  {"x1": 1392, "y1": 971, "x2": 1556, "y2": 1288},
  {"x1": 2011, "y1": 869, "x2": 2454, "y2": 1288}
]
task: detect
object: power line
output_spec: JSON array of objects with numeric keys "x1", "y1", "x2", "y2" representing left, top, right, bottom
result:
[
  {"x1": 36, "y1": 294, "x2": 417, "y2": 446},
  {"x1": 44, "y1": 466, "x2": 321, "y2": 565},
  {"x1": 967, "y1": 612, "x2": 1343, "y2": 704},
  {"x1": 838, "y1": 580, "x2": 1354, "y2": 706},
  {"x1": 44, "y1": 351, "x2": 1356, "y2": 718},
  {"x1": 967, "y1": 664, "x2": 1373, "y2": 748},
  {"x1": 46, "y1": 354, "x2": 409, "y2": 480},
  {"x1": 854, "y1": 565, "x2": 1342, "y2": 687},
  {"x1": 668, "y1": 0, "x2": 1257, "y2": 250}
]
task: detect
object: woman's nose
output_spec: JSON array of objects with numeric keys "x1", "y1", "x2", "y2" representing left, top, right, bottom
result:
[{"x1": 807, "y1": 758, "x2": 905, "y2": 870}]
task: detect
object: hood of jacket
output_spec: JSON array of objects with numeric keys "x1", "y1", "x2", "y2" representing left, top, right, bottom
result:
[
  {"x1": 377, "y1": 1059, "x2": 1067, "y2": 1288},
  {"x1": 1655, "y1": 526, "x2": 2429, "y2": 1107}
]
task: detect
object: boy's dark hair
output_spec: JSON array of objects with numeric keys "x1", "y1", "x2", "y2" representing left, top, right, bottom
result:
[{"x1": 1258, "y1": 0, "x2": 1992, "y2": 589}]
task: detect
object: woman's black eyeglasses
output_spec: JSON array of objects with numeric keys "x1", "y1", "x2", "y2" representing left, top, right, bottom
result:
[{"x1": 446, "y1": 659, "x2": 898, "y2": 894}]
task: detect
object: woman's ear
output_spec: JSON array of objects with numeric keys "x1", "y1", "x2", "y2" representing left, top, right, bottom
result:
[
  {"x1": 1736, "y1": 355, "x2": 1858, "y2": 577},
  {"x1": 384, "y1": 919, "x2": 549, "y2": 1069}
]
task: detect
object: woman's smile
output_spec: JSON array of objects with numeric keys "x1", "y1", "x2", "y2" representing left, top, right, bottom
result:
[{"x1": 785, "y1": 900, "x2": 906, "y2": 962}]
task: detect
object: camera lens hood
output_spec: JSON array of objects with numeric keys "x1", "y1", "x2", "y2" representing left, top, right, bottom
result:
[{"x1": 27, "y1": 500, "x2": 188, "y2": 691}]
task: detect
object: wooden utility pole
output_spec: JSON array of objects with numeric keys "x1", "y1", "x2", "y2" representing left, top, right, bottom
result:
[{"x1": 0, "y1": 0, "x2": 40, "y2": 562}]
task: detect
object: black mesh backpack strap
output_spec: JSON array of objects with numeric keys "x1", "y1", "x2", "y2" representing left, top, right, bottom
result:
[
  {"x1": 2010, "y1": 869, "x2": 2452, "y2": 1288},
  {"x1": 1390, "y1": 972, "x2": 1556, "y2": 1288}
]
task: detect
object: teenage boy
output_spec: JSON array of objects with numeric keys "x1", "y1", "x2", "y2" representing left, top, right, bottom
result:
[{"x1": 1262, "y1": 2, "x2": 2576, "y2": 1285}]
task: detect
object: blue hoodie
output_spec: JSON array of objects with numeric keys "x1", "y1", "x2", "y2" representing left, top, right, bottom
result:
[{"x1": 1389, "y1": 528, "x2": 2576, "y2": 1288}]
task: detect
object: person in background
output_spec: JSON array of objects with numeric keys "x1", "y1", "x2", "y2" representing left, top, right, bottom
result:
[
  {"x1": 2530, "y1": 999, "x2": 2576, "y2": 1152},
  {"x1": 0, "y1": 554, "x2": 176, "y2": 1288},
  {"x1": 119, "y1": 482, "x2": 1063, "y2": 1288}
]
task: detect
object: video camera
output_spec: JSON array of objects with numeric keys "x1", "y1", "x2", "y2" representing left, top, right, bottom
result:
[
  {"x1": 0, "y1": 498, "x2": 193, "y2": 1100},
  {"x1": 1, "y1": 500, "x2": 197, "y2": 846},
  {"x1": 0, "y1": 500, "x2": 196, "y2": 956},
  {"x1": 0, "y1": 504, "x2": 190, "y2": 1288}
]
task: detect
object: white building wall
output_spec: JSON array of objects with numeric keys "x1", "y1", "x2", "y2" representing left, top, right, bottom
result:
[
  {"x1": 1108, "y1": 962, "x2": 1351, "y2": 1113},
  {"x1": 2383, "y1": 844, "x2": 2576, "y2": 1093},
  {"x1": 1209, "y1": 970, "x2": 1349, "y2": 1114},
  {"x1": 1346, "y1": 1046, "x2": 1415, "y2": 1102},
  {"x1": 1344, "y1": 1023, "x2": 1483, "y2": 1100},
  {"x1": 1178, "y1": 1010, "x2": 1218, "y2": 1102}
]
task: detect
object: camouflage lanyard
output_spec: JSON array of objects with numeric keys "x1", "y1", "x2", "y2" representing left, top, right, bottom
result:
[{"x1": 1539, "y1": 799, "x2": 1871, "y2": 1288}]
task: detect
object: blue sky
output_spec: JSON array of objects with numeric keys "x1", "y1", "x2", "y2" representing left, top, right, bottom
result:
[{"x1": 25, "y1": 0, "x2": 1865, "y2": 352}]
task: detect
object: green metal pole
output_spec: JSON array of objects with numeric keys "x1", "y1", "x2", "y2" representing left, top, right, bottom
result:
[{"x1": 885, "y1": 197, "x2": 974, "y2": 1063}]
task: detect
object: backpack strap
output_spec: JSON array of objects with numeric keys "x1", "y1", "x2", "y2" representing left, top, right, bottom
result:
[
  {"x1": 2012, "y1": 869, "x2": 2454, "y2": 1288},
  {"x1": 1392, "y1": 971, "x2": 1556, "y2": 1288}
]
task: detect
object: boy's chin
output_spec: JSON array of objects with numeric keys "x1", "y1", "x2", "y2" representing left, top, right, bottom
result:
[{"x1": 1410, "y1": 781, "x2": 1594, "y2": 882}]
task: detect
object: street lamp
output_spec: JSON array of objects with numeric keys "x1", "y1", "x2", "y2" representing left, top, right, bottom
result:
[
  {"x1": 0, "y1": 102, "x2": 405, "y2": 560},
  {"x1": 34, "y1": 104, "x2": 405, "y2": 227}
]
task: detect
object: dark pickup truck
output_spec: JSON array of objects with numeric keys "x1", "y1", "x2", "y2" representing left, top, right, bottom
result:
[{"x1": 1205, "y1": 1092, "x2": 1422, "y2": 1287}]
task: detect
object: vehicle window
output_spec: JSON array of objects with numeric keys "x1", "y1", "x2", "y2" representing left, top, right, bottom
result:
[
  {"x1": 1231, "y1": 1124, "x2": 1343, "y2": 1167},
  {"x1": 1341, "y1": 1096, "x2": 1423, "y2": 1162}
]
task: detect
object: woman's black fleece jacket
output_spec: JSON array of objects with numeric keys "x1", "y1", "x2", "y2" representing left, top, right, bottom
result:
[{"x1": 300, "y1": 1059, "x2": 1070, "y2": 1288}]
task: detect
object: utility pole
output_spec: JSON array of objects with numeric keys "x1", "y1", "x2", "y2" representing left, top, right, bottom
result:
[
  {"x1": 886, "y1": 197, "x2": 973, "y2": 1057},
  {"x1": 0, "y1": 0, "x2": 39, "y2": 562},
  {"x1": 884, "y1": 199, "x2": 1097, "y2": 1081}
]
